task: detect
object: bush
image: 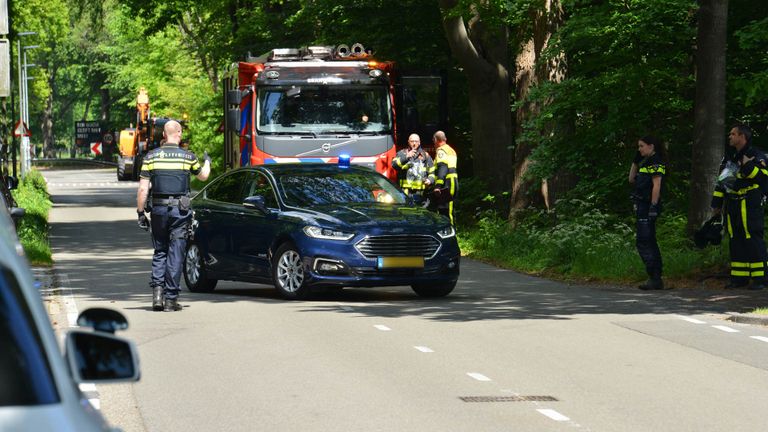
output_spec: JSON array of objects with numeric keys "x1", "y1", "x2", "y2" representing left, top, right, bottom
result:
[
  {"x1": 12, "y1": 170, "x2": 52, "y2": 265},
  {"x1": 458, "y1": 198, "x2": 729, "y2": 284}
]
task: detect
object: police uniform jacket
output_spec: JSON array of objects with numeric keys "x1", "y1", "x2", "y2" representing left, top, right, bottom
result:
[
  {"x1": 711, "y1": 145, "x2": 768, "y2": 209},
  {"x1": 633, "y1": 151, "x2": 666, "y2": 206},
  {"x1": 140, "y1": 144, "x2": 202, "y2": 197},
  {"x1": 433, "y1": 143, "x2": 458, "y2": 199}
]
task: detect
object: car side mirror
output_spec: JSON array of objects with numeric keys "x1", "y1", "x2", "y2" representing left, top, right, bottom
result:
[
  {"x1": 76, "y1": 308, "x2": 129, "y2": 334},
  {"x1": 243, "y1": 195, "x2": 268, "y2": 214},
  {"x1": 10, "y1": 207, "x2": 25, "y2": 220},
  {"x1": 6, "y1": 176, "x2": 18, "y2": 191},
  {"x1": 65, "y1": 331, "x2": 140, "y2": 384}
]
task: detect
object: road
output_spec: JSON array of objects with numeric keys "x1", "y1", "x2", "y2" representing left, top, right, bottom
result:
[{"x1": 43, "y1": 168, "x2": 768, "y2": 432}]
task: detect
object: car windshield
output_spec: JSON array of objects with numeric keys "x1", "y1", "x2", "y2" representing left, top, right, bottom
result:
[
  {"x1": 278, "y1": 169, "x2": 406, "y2": 207},
  {"x1": 257, "y1": 85, "x2": 391, "y2": 134}
]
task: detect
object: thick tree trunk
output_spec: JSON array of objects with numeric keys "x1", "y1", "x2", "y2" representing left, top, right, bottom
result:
[
  {"x1": 439, "y1": 1, "x2": 514, "y2": 192},
  {"x1": 510, "y1": 0, "x2": 565, "y2": 219},
  {"x1": 688, "y1": 0, "x2": 728, "y2": 232}
]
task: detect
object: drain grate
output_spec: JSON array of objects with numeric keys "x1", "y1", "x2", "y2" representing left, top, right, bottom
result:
[{"x1": 460, "y1": 395, "x2": 559, "y2": 403}]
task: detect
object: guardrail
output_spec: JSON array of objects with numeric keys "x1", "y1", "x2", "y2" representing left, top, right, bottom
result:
[{"x1": 31, "y1": 158, "x2": 117, "y2": 167}]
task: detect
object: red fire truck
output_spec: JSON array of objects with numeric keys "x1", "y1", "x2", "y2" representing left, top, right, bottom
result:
[{"x1": 221, "y1": 43, "x2": 446, "y2": 180}]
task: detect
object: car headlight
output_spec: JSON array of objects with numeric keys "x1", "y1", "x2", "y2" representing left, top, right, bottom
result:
[
  {"x1": 303, "y1": 226, "x2": 355, "y2": 241},
  {"x1": 437, "y1": 225, "x2": 455, "y2": 239}
]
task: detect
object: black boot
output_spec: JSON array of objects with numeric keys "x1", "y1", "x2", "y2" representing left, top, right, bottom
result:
[
  {"x1": 163, "y1": 298, "x2": 182, "y2": 312},
  {"x1": 638, "y1": 278, "x2": 664, "y2": 290},
  {"x1": 152, "y1": 286, "x2": 164, "y2": 311}
]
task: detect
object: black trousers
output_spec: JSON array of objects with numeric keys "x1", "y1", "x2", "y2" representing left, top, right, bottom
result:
[
  {"x1": 725, "y1": 193, "x2": 767, "y2": 284},
  {"x1": 150, "y1": 205, "x2": 191, "y2": 299},
  {"x1": 636, "y1": 203, "x2": 662, "y2": 280}
]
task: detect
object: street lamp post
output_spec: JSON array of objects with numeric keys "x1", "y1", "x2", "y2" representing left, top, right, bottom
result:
[
  {"x1": 16, "y1": 31, "x2": 35, "y2": 177},
  {"x1": 22, "y1": 46, "x2": 38, "y2": 173}
]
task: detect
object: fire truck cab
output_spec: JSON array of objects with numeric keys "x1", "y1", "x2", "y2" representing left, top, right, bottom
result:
[{"x1": 222, "y1": 44, "x2": 446, "y2": 180}]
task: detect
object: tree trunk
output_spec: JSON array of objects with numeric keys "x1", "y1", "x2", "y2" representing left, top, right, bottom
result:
[
  {"x1": 688, "y1": 0, "x2": 728, "y2": 232},
  {"x1": 510, "y1": 0, "x2": 565, "y2": 219},
  {"x1": 439, "y1": 1, "x2": 514, "y2": 192},
  {"x1": 42, "y1": 68, "x2": 56, "y2": 158}
]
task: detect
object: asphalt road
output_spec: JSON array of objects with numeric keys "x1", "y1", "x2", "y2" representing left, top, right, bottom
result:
[{"x1": 43, "y1": 168, "x2": 768, "y2": 432}]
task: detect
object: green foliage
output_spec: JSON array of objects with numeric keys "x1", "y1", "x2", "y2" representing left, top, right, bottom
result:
[
  {"x1": 12, "y1": 171, "x2": 53, "y2": 265},
  {"x1": 459, "y1": 200, "x2": 727, "y2": 282}
]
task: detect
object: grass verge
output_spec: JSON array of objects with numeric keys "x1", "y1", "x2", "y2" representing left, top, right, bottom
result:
[{"x1": 13, "y1": 170, "x2": 53, "y2": 265}]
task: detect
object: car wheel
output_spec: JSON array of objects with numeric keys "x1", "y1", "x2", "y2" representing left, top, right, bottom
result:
[
  {"x1": 184, "y1": 242, "x2": 218, "y2": 292},
  {"x1": 272, "y1": 243, "x2": 310, "y2": 300},
  {"x1": 411, "y1": 281, "x2": 456, "y2": 298}
]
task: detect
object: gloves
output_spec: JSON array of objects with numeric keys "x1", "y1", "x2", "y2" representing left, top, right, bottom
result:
[
  {"x1": 648, "y1": 203, "x2": 660, "y2": 219},
  {"x1": 137, "y1": 210, "x2": 149, "y2": 231},
  {"x1": 203, "y1": 151, "x2": 212, "y2": 164}
]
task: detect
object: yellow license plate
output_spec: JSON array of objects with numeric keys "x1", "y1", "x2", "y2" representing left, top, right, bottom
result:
[{"x1": 377, "y1": 256, "x2": 424, "y2": 269}]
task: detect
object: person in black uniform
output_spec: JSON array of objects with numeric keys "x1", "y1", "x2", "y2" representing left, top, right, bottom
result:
[
  {"x1": 711, "y1": 124, "x2": 768, "y2": 290},
  {"x1": 136, "y1": 120, "x2": 211, "y2": 311},
  {"x1": 629, "y1": 135, "x2": 666, "y2": 290}
]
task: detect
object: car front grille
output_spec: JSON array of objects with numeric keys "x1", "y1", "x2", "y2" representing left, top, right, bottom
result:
[{"x1": 355, "y1": 234, "x2": 441, "y2": 259}]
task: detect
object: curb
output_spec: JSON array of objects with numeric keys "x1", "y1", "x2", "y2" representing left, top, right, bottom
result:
[{"x1": 727, "y1": 312, "x2": 768, "y2": 326}]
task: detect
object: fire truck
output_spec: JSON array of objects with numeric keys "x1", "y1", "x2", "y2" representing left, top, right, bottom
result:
[{"x1": 222, "y1": 43, "x2": 446, "y2": 179}]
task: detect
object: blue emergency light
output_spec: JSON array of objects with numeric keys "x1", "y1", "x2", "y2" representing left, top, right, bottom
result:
[{"x1": 338, "y1": 154, "x2": 351, "y2": 169}]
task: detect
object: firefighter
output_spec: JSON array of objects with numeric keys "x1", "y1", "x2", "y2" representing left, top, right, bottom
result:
[
  {"x1": 136, "y1": 120, "x2": 211, "y2": 311},
  {"x1": 431, "y1": 130, "x2": 458, "y2": 225},
  {"x1": 392, "y1": 133, "x2": 434, "y2": 205},
  {"x1": 711, "y1": 124, "x2": 768, "y2": 290},
  {"x1": 629, "y1": 136, "x2": 666, "y2": 290}
]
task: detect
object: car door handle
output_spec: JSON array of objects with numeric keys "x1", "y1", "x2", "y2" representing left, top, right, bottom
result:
[
  {"x1": 197, "y1": 208, "x2": 211, "y2": 215},
  {"x1": 235, "y1": 212, "x2": 247, "y2": 219}
]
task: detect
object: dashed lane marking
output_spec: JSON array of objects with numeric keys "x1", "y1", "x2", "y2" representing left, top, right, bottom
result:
[
  {"x1": 78, "y1": 383, "x2": 100, "y2": 410},
  {"x1": 467, "y1": 372, "x2": 491, "y2": 382},
  {"x1": 414, "y1": 346, "x2": 434, "y2": 353},
  {"x1": 676, "y1": 315, "x2": 706, "y2": 324},
  {"x1": 373, "y1": 324, "x2": 391, "y2": 331},
  {"x1": 712, "y1": 325, "x2": 740, "y2": 333},
  {"x1": 537, "y1": 409, "x2": 570, "y2": 422},
  {"x1": 750, "y1": 336, "x2": 768, "y2": 343}
]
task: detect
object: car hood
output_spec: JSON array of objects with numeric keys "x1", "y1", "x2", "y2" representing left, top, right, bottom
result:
[{"x1": 299, "y1": 203, "x2": 447, "y2": 228}]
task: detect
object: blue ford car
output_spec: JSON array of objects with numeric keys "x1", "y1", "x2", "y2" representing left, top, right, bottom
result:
[{"x1": 183, "y1": 163, "x2": 460, "y2": 299}]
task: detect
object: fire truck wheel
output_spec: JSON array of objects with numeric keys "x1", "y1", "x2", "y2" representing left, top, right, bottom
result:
[
  {"x1": 184, "y1": 242, "x2": 218, "y2": 292},
  {"x1": 411, "y1": 281, "x2": 456, "y2": 298}
]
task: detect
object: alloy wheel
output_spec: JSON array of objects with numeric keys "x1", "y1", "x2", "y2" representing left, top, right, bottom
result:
[{"x1": 276, "y1": 250, "x2": 304, "y2": 293}]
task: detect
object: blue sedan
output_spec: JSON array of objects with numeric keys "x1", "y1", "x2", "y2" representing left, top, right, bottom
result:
[{"x1": 183, "y1": 163, "x2": 460, "y2": 299}]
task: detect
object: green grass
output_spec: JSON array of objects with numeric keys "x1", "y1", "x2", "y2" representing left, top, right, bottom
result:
[
  {"x1": 751, "y1": 307, "x2": 768, "y2": 315},
  {"x1": 12, "y1": 170, "x2": 53, "y2": 265},
  {"x1": 457, "y1": 209, "x2": 728, "y2": 285}
]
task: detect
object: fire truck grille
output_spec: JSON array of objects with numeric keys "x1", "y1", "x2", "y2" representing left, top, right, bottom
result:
[{"x1": 355, "y1": 235, "x2": 440, "y2": 259}]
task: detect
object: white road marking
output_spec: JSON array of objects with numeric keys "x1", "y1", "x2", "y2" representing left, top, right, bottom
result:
[
  {"x1": 467, "y1": 372, "x2": 491, "y2": 382},
  {"x1": 338, "y1": 305, "x2": 354, "y2": 311},
  {"x1": 414, "y1": 346, "x2": 434, "y2": 353},
  {"x1": 60, "y1": 274, "x2": 80, "y2": 327},
  {"x1": 750, "y1": 336, "x2": 768, "y2": 343},
  {"x1": 676, "y1": 315, "x2": 706, "y2": 324},
  {"x1": 537, "y1": 409, "x2": 570, "y2": 422},
  {"x1": 373, "y1": 324, "x2": 391, "y2": 331},
  {"x1": 712, "y1": 325, "x2": 740, "y2": 333}
]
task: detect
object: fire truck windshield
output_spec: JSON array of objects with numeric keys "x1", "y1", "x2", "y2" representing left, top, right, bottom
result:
[{"x1": 257, "y1": 85, "x2": 391, "y2": 135}]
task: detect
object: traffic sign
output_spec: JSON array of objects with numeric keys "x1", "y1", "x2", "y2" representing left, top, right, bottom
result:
[
  {"x1": 91, "y1": 142, "x2": 102, "y2": 156},
  {"x1": 13, "y1": 120, "x2": 30, "y2": 137}
]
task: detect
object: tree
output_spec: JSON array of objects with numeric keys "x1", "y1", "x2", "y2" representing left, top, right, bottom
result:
[
  {"x1": 688, "y1": 0, "x2": 729, "y2": 232},
  {"x1": 438, "y1": 0, "x2": 514, "y2": 192}
]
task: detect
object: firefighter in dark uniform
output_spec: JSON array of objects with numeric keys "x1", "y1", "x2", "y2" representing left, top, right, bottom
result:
[
  {"x1": 431, "y1": 130, "x2": 458, "y2": 225},
  {"x1": 629, "y1": 136, "x2": 666, "y2": 290},
  {"x1": 711, "y1": 124, "x2": 768, "y2": 290},
  {"x1": 136, "y1": 120, "x2": 211, "y2": 311},
  {"x1": 392, "y1": 133, "x2": 434, "y2": 205}
]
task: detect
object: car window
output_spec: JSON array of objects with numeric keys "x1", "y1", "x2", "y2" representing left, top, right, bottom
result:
[
  {"x1": 0, "y1": 267, "x2": 59, "y2": 406},
  {"x1": 279, "y1": 169, "x2": 406, "y2": 206},
  {"x1": 244, "y1": 172, "x2": 279, "y2": 209},
  {"x1": 205, "y1": 171, "x2": 248, "y2": 204}
]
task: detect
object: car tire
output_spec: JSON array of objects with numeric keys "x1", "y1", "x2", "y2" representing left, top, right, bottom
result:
[
  {"x1": 184, "y1": 242, "x2": 218, "y2": 292},
  {"x1": 272, "y1": 242, "x2": 310, "y2": 300},
  {"x1": 411, "y1": 280, "x2": 456, "y2": 298}
]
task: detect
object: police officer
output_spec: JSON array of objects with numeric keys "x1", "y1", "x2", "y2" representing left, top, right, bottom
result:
[
  {"x1": 629, "y1": 136, "x2": 666, "y2": 290},
  {"x1": 711, "y1": 124, "x2": 768, "y2": 290},
  {"x1": 431, "y1": 130, "x2": 458, "y2": 225},
  {"x1": 136, "y1": 120, "x2": 211, "y2": 311},
  {"x1": 392, "y1": 133, "x2": 434, "y2": 204}
]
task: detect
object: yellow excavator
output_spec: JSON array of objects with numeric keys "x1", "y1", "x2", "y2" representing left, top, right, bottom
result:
[{"x1": 117, "y1": 88, "x2": 184, "y2": 181}]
